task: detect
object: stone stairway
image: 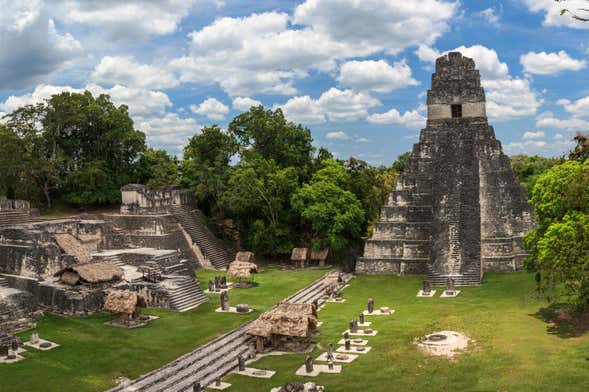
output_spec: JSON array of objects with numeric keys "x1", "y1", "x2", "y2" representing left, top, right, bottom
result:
[
  {"x1": 162, "y1": 259, "x2": 190, "y2": 275},
  {"x1": 167, "y1": 276, "x2": 209, "y2": 312},
  {"x1": 100, "y1": 255, "x2": 125, "y2": 268},
  {"x1": 0, "y1": 211, "x2": 30, "y2": 227},
  {"x1": 169, "y1": 205, "x2": 234, "y2": 270},
  {"x1": 106, "y1": 271, "x2": 337, "y2": 392},
  {"x1": 426, "y1": 261, "x2": 482, "y2": 286},
  {"x1": 0, "y1": 276, "x2": 9, "y2": 288}
]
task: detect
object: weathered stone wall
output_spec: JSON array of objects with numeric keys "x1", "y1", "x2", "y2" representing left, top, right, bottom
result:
[
  {"x1": 120, "y1": 184, "x2": 192, "y2": 215},
  {"x1": 102, "y1": 214, "x2": 199, "y2": 273},
  {"x1": 0, "y1": 286, "x2": 39, "y2": 333},
  {"x1": 0, "y1": 219, "x2": 108, "y2": 279}
]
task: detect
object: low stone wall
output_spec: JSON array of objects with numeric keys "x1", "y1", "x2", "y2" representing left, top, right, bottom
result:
[
  {"x1": 355, "y1": 258, "x2": 428, "y2": 275},
  {"x1": 481, "y1": 236, "x2": 528, "y2": 272},
  {"x1": 3, "y1": 274, "x2": 108, "y2": 316}
]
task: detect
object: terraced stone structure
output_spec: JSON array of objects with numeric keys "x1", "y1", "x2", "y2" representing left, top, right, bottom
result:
[{"x1": 357, "y1": 52, "x2": 534, "y2": 285}]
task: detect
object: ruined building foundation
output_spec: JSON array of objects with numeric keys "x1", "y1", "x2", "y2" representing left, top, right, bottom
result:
[{"x1": 357, "y1": 52, "x2": 534, "y2": 285}]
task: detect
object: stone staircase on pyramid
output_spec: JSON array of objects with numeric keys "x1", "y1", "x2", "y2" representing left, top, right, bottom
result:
[{"x1": 169, "y1": 205, "x2": 234, "y2": 270}]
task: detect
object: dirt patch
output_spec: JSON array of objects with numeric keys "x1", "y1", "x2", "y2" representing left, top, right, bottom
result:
[{"x1": 416, "y1": 331, "x2": 470, "y2": 358}]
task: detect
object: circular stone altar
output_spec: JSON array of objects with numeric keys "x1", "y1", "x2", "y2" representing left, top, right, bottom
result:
[{"x1": 416, "y1": 331, "x2": 469, "y2": 358}]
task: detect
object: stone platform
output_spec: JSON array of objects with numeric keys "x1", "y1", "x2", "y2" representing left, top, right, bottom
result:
[{"x1": 295, "y1": 364, "x2": 342, "y2": 377}]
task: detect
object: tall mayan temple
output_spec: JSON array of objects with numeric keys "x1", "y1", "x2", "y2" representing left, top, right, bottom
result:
[{"x1": 356, "y1": 52, "x2": 534, "y2": 285}]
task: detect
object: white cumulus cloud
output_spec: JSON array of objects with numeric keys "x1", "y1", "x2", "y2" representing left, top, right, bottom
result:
[
  {"x1": 86, "y1": 84, "x2": 172, "y2": 118},
  {"x1": 171, "y1": 0, "x2": 456, "y2": 96},
  {"x1": 478, "y1": 8, "x2": 500, "y2": 26},
  {"x1": 277, "y1": 88, "x2": 380, "y2": 124},
  {"x1": 91, "y1": 56, "x2": 178, "y2": 89},
  {"x1": 232, "y1": 97, "x2": 263, "y2": 111},
  {"x1": 293, "y1": 0, "x2": 457, "y2": 55},
  {"x1": 523, "y1": 0, "x2": 589, "y2": 29},
  {"x1": 0, "y1": 84, "x2": 80, "y2": 113},
  {"x1": 325, "y1": 131, "x2": 350, "y2": 140},
  {"x1": 0, "y1": 1, "x2": 83, "y2": 88},
  {"x1": 278, "y1": 95, "x2": 326, "y2": 125},
  {"x1": 523, "y1": 131, "x2": 545, "y2": 139},
  {"x1": 557, "y1": 96, "x2": 589, "y2": 116},
  {"x1": 57, "y1": 0, "x2": 197, "y2": 39},
  {"x1": 367, "y1": 108, "x2": 426, "y2": 129},
  {"x1": 536, "y1": 111, "x2": 589, "y2": 131},
  {"x1": 316, "y1": 88, "x2": 380, "y2": 122},
  {"x1": 190, "y1": 98, "x2": 230, "y2": 121},
  {"x1": 136, "y1": 113, "x2": 201, "y2": 155},
  {"x1": 337, "y1": 59, "x2": 419, "y2": 93},
  {"x1": 520, "y1": 51, "x2": 586, "y2": 75}
]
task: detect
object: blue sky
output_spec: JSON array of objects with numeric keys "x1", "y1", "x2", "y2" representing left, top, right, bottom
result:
[{"x1": 1, "y1": 0, "x2": 588, "y2": 165}]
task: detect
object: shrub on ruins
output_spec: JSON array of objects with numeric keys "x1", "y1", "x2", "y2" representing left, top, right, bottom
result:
[
  {"x1": 2, "y1": 91, "x2": 146, "y2": 207},
  {"x1": 134, "y1": 148, "x2": 180, "y2": 190},
  {"x1": 291, "y1": 159, "x2": 365, "y2": 253},
  {"x1": 182, "y1": 125, "x2": 238, "y2": 216},
  {"x1": 525, "y1": 159, "x2": 589, "y2": 309}
]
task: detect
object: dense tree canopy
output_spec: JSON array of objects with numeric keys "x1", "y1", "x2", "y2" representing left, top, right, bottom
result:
[
  {"x1": 292, "y1": 159, "x2": 364, "y2": 253},
  {"x1": 510, "y1": 154, "x2": 562, "y2": 194},
  {"x1": 134, "y1": 148, "x2": 180, "y2": 190},
  {"x1": 2, "y1": 91, "x2": 146, "y2": 206},
  {"x1": 228, "y1": 106, "x2": 314, "y2": 179},
  {"x1": 182, "y1": 125, "x2": 237, "y2": 215},
  {"x1": 525, "y1": 139, "x2": 589, "y2": 309}
]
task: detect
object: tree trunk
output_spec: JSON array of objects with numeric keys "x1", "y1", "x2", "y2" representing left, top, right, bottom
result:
[{"x1": 43, "y1": 181, "x2": 52, "y2": 209}]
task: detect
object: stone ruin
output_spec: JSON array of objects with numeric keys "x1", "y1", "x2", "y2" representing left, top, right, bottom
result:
[
  {"x1": 248, "y1": 302, "x2": 318, "y2": 353},
  {"x1": 0, "y1": 184, "x2": 235, "y2": 334},
  {"x1": 357, "y1": 52, "x2": 534, "y2": 285},
  {"x1": 0, "y1": 197, "x2": 35, "y2": 227}
]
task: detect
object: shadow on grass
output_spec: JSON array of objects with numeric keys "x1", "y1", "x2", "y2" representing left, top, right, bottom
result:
[{"x1": 531, "y1": 303, "x2": 589, "y2": 338}]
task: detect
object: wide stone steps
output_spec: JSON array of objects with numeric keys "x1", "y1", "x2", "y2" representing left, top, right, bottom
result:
[
  {"x1": 163, "y1": 261, "x2": 189, "y2": 275},
  {"x1": 167, "y1": 277, "x2": 209, "y2": 312},
  {"x1": 0, "y1": 211, "x2": 30, "y2": 227},
  {"x1": 99, "y1": 255, "x2": 125, "y2": 267},
  {"x1": 0, "y1": 276, "x2": 9, "y2": 288},
  {"x1": 106, "y1": 271, "x2": 336, "y2": 392},
  {"x1": 426, "y1": 275, "x2": 482, "y2": 286},
  {"x1": 170, "y1": 206, "x2": 234, "y2": 270}
]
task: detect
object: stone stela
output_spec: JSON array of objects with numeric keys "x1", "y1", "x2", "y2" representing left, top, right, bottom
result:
[{"x1": 356, "y1": 51, "x2": 534, "y2": 286}]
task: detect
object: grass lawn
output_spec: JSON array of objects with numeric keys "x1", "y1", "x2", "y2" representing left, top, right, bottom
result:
[
  {"x1": 0, "y1": 268, "x2": 327, "y2": 392},
  {"x1": 222, "y1": 272, "x2": 589, "y2": 391}
]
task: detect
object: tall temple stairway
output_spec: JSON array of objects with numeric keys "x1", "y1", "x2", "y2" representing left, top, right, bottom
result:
[{"x1": 169, "y1": 205, "x2": 234, "y2": 270}]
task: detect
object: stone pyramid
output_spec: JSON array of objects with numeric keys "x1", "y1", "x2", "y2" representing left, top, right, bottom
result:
[{"x1": 356, "y1": 52, "x2": 534, "y2": 285}]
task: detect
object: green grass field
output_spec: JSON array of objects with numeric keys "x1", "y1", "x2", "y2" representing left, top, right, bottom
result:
[
  {"x1": 0, "y1": 268, "x2": 326, "y2": 392},
  {"x1": 223, "y1": 272, "x2": 589, "y2": 392},
  {"x1": 1, "y1": 270, "x2": 588, "y2": 392}
]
